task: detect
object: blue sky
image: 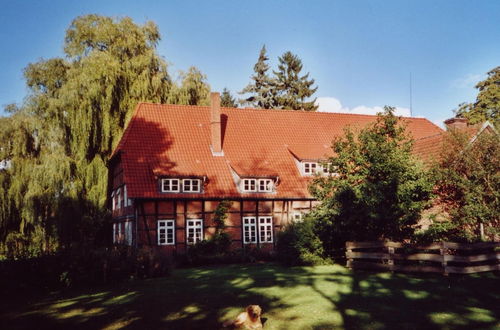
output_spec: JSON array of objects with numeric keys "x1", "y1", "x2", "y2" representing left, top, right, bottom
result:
[{"x1": 1, "y1": 0, "x2": 499, "y2": 125}]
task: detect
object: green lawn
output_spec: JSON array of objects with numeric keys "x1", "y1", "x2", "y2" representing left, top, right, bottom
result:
[{"x1": 1, "y1": 263, "x2": 498, "y2": 329}]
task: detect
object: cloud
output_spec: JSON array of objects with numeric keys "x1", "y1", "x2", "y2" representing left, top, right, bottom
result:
[
  {"x1": 316, "y1": 97, "x2": 411, "y2": 117},
  {"x1": 450, "y1": 73, "x2": 484, "y2": 89}
]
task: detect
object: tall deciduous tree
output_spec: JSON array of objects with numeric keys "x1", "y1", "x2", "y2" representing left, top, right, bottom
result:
[
  {"x1": 220, "y1": 88, "x2": 237, "y2": 108},
  {"x1": 0, "y1": 15, "x2": 210, "y2": 257},
  {"x1": 240, "y1": 45, "x2": 277, "y2": 109},
  {"x1": 274, "y1": 51, "x2": 318, "y2": 111},
  {"x1": 455, "y1": 67, "x2": 499, "y2": 127},
  {"x1": 432, "y1": 129, "x2": 499, "y2": 241},
  {"x1": 309, "y1": 108, "x2": 433, "y2": 249}
]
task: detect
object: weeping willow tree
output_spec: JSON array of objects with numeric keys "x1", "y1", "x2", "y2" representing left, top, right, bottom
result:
[
  {"x1": 168, "y1": 67, "x2": 211, "y2": 106},
  {"x1": 0, "y1": 15, "x2": 210, "y2": 258}
]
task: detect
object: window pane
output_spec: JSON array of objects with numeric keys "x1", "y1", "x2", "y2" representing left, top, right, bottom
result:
[
  {"x1": 258, "y1": 217, "x2": 273, "y2": 243},
  {"x1": 243, "y1": 217, "x2": 257, "y2": 244},
  {"x1": 187, "y1": 219, "x2": 202, "y2": 244},
  {"x1": 158, "y1": 220, "x2": 175, "y2": 245}
]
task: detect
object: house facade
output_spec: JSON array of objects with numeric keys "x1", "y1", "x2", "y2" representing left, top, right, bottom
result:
[{"x1": 108, "y1": 93, "x2": 445, "y2": 254}]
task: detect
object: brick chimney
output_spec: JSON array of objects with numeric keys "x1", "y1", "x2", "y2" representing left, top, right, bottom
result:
[
  {"x1": 210, "y1": 92, "x2": 223, "y2": 155},
  {"x1": 444, "y1": 117, "x2": 468, "y2": 130}
]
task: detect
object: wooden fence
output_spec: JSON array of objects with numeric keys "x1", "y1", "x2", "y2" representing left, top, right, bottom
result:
[{"x1": 346, "y1": 241, "x2": 500, "y2": 275}]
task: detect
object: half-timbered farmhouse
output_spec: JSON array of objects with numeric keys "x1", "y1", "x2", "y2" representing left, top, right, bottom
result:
[{"x1": 108, "y1": 93, "x2": 446, "y2": 254}]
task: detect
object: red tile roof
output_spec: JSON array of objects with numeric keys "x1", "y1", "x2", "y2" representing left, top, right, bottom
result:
[
  {"x1": 412, "y1": 133, "x2": 444, "y2": 165},
  {"x1": 412, "y1": 123, "x2": 491, "y2": 165},
  {"x1": 114, "y1": 103, "x2": 444, "y2": 199}
]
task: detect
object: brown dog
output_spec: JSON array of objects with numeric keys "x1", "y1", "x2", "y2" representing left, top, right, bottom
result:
[{"x1": 223, "y1": 305, "x2": 263, "y2": 329}]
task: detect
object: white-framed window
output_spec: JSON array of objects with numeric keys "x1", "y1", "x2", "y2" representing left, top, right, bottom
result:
[
  {"x1": 243, "y1": 217, "x2": 257, "y2": 244},
  {"x1": 241, "y1": 178, "x2": 274, "y2": 193},
  {"x1": 258, "y1": 179, "x2": 274, "y2": 192},
  {"x1": 161, "y1": 178, "x2": 180, "y2": 193},
  {"x1": 186, "y1": 219, "x2": 203, "y2": 244},
  {"x1": 242, "y1": 178, "x2": 257, "y2": 192},
  {"x1": 258, "y1": 216, "x2": 273, "y2": 243},
  {"x1": 303, "y1": 162, "x2": 317, "y2": 175},
  {"x1": 124, "y1": 221, "x2": 133, "y2": 245},
  {"x1": 123, "y1": 185, "x2": 132, "y2": 207},
  {"x1": 183, "y1": 179, "x2": 201, "y2": 193},
  {"x1": 111, "y1": 191, "x2": 115, "y2": 210},
  {"x1": 113, "y1": 222, "x2": 123, "y2": 244},
  {"x1": 158, "y1": 220, "x2": 175, "y2": 245},
  {"x1": 118, "y1": 222, "x2": 123, "y2": 242},
  {"x1": 115, "y1": 188, "x2": 122, "y2": 209}
]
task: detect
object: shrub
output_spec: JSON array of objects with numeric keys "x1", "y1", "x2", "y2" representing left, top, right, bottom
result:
[
  {"x1": 179, "y1": 200, "x2": 241, "y2": 266},
  {"x1": 0, "y1": 245, "x2": 172, "y2": 294},
  {"x1": 276, "y1": 218, "x2": 330, "y2": 266}
]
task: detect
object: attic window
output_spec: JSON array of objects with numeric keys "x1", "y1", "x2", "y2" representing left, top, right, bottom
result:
[
  {"x1": 258, "y1": 179, "x2": 273, "y2": 192},
  {"x1": 183, "y1": 179, "x2": 201, "y2": 193},
  {"x1": 242, "y1": 179, "x2": 257, "y2": 192},
  {"x1": 301, "y1": 161, "x2": 335, "y2": 176},
  {"x1": 241, "y1": 178, "x2": 275, "y2": 193},
  {"x1": 161, "y1": 178, "x2": 180, "y2": 192},
  {"x1": 303, "y1": 162, "x2": 317, "y2": 174},
  {"x1": 161, "y1": 178, "x2": 202, "y2": 193}
]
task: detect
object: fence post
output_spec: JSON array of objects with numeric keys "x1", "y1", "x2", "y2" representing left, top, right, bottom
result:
[
  {"x1": 388, "y1": 243, "x2": 395, "y2": 272},
  {"x1": 440, "y1": 241, "x2": 448, "y2": 276}
]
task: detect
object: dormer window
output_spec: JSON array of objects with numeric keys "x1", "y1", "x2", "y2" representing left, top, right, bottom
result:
[
  {"x1": 301, "y1": 161, "x2": 335, "y2": 176},
  {"x1": 242, "y1": 178, "x2": 257, "y2": 192},
  {"x1": 162, "y1": 178, "x2": 180, "y2": 192},
  {"x1": 241, "y1": 178, "x2": 275, "y2": 193},
  {"x1": 161, "y1": 178, "x2": 202, "y2": 193},
  {"x1": 183, "y1": 179, "x2": 201, "y2": 192},
  {"x1": 258, "y1": 179, "x2": 273, "y2": 192},
  {"x1": 303, "y1": 162, "x2": 317, "y2": 175}
]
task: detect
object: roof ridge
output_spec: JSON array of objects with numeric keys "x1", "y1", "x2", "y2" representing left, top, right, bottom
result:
[{"x1": 139, "y1": 102, "x2": 440, "y2": 122}]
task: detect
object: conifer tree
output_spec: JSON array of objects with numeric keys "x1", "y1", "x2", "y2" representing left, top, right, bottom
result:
[
  {"x1": 274, "y1": 51, "x2": 318, "y2": 111},
  {"x1": 220, "y1": 88, "x2": 237, "y2": 107},
  {"x1": 240, "y1": 45, "x2": 277, "y2": 109}
]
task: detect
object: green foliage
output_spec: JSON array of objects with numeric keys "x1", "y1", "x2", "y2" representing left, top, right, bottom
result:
[
  {"x1": 168, "y1": 67, "x2": 211, "y2": 106},
  {"x1": 274, "y1": 51, "x2": 318, "y2": 111},
  {"x1": 0, "y1": 246, "x2": 171, "y2": 294},
  {"x1": 432, "y1": 129, "x2": 500, "y2": 241},
  {"x1": 0, "y1": 15, "x2": 210, "y2": 258},
  {"x1": 220, "y1": 88, "x2": 237, "y2": 107},
  {"x1": 414, "y1": 221, "x2": 460, "y2": 244},
  {"x1": 276, "y1": 218, "x2": 330, "y2": 266},
  {"x1": 309, "y1": 108, "x2": 434, "y2": 246},
  {"x1": 455, "y1": 66, "x2": 499, "y2": 127},
  {"x1": 187, "y1": 201, "x2": 232, "y2": 260}
]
